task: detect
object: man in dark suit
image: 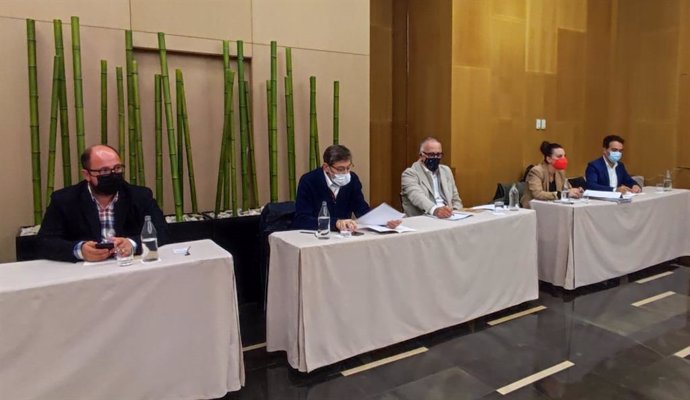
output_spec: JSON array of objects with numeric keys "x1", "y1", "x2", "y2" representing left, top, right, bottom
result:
[
  {"x1": 585, "y1": 135, "x2": 641, "y2": 193},
  {"x1": 292, "y1": 144, "x2": 400, "y2": 231},
  {"x1": 38, "y1": 145, "x2": 169, "y2": 262}
]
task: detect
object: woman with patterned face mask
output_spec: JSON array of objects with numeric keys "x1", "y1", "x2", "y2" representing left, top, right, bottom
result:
[{"x1": 521, "y1": 141, "x2": 583, "y2": 208}]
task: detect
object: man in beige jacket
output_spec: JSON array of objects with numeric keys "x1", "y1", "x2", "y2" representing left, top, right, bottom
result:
[{"x1": 401, "y1": 137, "x2": 463, "y2": 218}]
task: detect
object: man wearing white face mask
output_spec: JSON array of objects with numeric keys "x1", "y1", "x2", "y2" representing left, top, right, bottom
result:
[
  {"x1": 292, "y1": 144, "x2": 401, "y2": 231},
  {"x1": 585, "y1": 135, "x2": 641, "y2": 193}
]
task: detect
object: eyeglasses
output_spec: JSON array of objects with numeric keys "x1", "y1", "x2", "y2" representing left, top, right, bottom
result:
[
  {"x1": 329, "y1": 164, "x2": 354, "y2": 174},
  {"x1": 422, "y1": 152, "x2": 443, "y2": 159},
  {"x1": 87, "y1": 164, "x2": 126, "y2": 177}
]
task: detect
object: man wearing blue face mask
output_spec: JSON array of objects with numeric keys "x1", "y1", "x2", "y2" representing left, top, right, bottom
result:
[
  {"x1": 401, "y1": 137, "x2": 463, "y2": 217},
  {"x1": 292, "y1": 144, "x2": 401, "y2": 231},
  {"x1": 585, "y1": 135, "x2": 641, "y2": 193}
]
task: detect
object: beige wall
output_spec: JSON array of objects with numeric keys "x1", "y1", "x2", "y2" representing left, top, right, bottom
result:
[{"x1": 0, "y1": 0, "x2": 369, "y2": 262}]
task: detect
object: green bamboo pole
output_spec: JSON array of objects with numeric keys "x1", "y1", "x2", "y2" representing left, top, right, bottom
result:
[
  {"x1": 46, "y1": 55, "x2": 60, "y2": 204},
  {"x1": 175, "y1": 71, "x2": 184, "y2": 209},
  {"x1": 132, "y1": 60, "x2": 145, "y2": 186},
  {"x1": 116, "y1": 67, "x2": 126, "y2": 155},
  {"x1": 158, "y1": 32, "x2": 183, "y2": 221},
  {"x1": 333, "y1": 81, "x2": 340, "y2": 145},
  {"x1": 54, "y1": 20, "x2": 72, "y2": 186},
  {"x1": 284, "y1": 47, "x2": 296, "y2": 200},
  {"x1": 228, "y1": 73, "x2": 238, "y2": 214},
  {"x1": 125, "y1": 30, "x2": 137, "y2": 184},
  {"x1": 237, "y1": 41, "x2": 249, "y2": 210},
  {"x1": 309, "y1": 76, "x2": 318, "y2": 169},
  {"x1": 26, "y1": 19, "x2": 42, "y2": 224},
  {"x1": 154, "y1": 74, "x2": 163, "y2": 208},
  {"x1": 100, "y1": 60, "x2": 108, "y2": 144},
  {"x1": 244, "y1": 81, "x2": 259, "y2": 208},
  {"x1": 216, "y1": 69, "x2": 231, "y2": 215},
  {"x1": 70, "y1": 16, "x2": 85, "y2": 159},
  {"x1": 269, "y1": 41, "x2": 278, "y2": 202},
  {"x1": 177, "y1": 70, "x2": 198, "y2": 213}
]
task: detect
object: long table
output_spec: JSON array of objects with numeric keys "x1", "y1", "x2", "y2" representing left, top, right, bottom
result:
[
  {"x1": 266, "y1": 211, "x2": 538, "y2": 372},
  {"x1": 0, "y1": 239, "x2": 244, "y2": 400},
  {"x1": 531, "y1": 187, "x2": 690, "y2": 289}
]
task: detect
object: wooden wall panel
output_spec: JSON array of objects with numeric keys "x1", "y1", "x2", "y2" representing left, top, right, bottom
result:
[
  {"x1": 452, "y1": 0, "x2": 491, "y2": 67},
  {"x1": 555, "y1": 29, "x2": 586, "y2": 122},
  {"x1": 492, "y1": 0, "x2": 526, "y2": 19},
  {"x1": 526, "y1": 0, "x2": 558, "y2": 73},
  {"x1": 557, "y1": 0, "x2": 587, "y2": 31}
]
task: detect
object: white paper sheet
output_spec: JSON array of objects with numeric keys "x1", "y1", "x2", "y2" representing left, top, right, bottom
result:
[
  {"x1": 357, "y1": 203, "x2": 405, "y2": 226},
  {"x1": 362, "y1": 224, "x2": 416, "y2": 233},
  {"x1": 471, "y1": 204, "x2": 497, "y2": 211},
  {"x1": 442, "y1": 212, "x2": 474, "y2": 221},
  {"x1": 583, "y1": 190, "x2": 623, "y2": 200}
]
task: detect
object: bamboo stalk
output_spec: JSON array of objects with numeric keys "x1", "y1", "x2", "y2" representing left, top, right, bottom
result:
[
  {"x1": 244, "y1": 81, "x2": 259, "y2": 208},
  {"x1": 116, "y1": 67, "x2": 126, "y2": 155},
  {"x1": 47, "y1": 55, "x2": 60, "y2": 204},
  {"x1": 237, "y1": 41, "x2": 249, "y2": 211},
  {"x1": 175, "y1": 71, "x2": 184, "y2": 209},
  {"x1": 26, "y1": 19, "x2": 42, "y2": 224},
  {"x1": 269, "y1": 41, "x2": 278, "y2": 202},
  {"x1": 216, "y1": 69, "x2": 231, "y2": 215},
  {"x1": 54, "y1": 20, "x2": 72, "y2": 186},
  {"x1": 284, "y1": 48, "x2": 296, "y2": 200},
  {"x1": 177, "y1": 70, "x2": 198, "y2": 213},
  {"x1": 125, "y1": 30, "x2": 137, "y2": 184},
  {"x1": 333, "y1": 81, "x2": 340, "y2": 145},
  {"x1": 154, "y1": 74, "x2": 163, "y2": 208},
  {"x1": 100, "y1": 60, "x2": 108, "y2": 144},
  {"x1": 70, "y1": 16, "x2": 85, "y2": 159},
  {"x1": 309, "y1": 76, "x2": 318, "y2": 169},
  {"x1": 228, "y1": 73, "x2": 238, "y2": 214},
  {"x1": 132, "y1": 60, "x2": 145, "y2": 186},
  {"x1": 158, "y1": 32, "x2": 183, "y2": 221}
]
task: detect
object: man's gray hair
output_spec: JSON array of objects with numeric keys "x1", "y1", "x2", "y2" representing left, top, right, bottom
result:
[{"x1": 419, "y1": 137, "x2": 441, "y2": 153}]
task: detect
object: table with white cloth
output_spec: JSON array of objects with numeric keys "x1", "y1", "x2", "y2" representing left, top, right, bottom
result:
[
  {"x1": 266, "y1": 210, "x2": 538, "y2": 372},
  {"x1": 531, "y1": 187, "x2": 690, "y2": 289},
  {"x1": 0, "y1": 239, "x2": 244, "y2": 400}
]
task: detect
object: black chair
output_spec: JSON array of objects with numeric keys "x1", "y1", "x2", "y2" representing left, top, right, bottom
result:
[
  {"x1": 258, "y1": 201, "x2": 295, "y2": 309},
  {"x1": 521, "y1": 164, "x2": 535, "y2": 182},
  {"x1": 492, "y1": 181, "x2": 526, "y2": 204},
  {"x1": 568, "y1": 176, "x2": 586, "y2": 189}
]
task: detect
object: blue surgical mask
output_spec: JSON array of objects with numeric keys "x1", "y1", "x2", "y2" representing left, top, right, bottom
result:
[
  {"x1": 332, "y1": 173, "x2": 351, "y2": 187},
  {"x1": 607, "y1": 151, "x2": 622, "y2": 163}
]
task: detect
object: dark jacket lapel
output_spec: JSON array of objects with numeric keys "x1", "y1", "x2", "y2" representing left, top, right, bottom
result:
[{"x1": 79, "y1": 182, "x2": 103, "y2": 240}]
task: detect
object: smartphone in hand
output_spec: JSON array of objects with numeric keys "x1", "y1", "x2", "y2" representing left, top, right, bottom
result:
[{"x1": 95, "y1": 242, "x2": 114, "y2": 250}]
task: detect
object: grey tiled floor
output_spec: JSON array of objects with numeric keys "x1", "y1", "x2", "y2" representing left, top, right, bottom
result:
[{"x1": 225, "y1": 260, "x2": 690, "y2": 400}]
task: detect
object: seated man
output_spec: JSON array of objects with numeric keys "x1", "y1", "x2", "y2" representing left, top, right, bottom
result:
[
  {"x1": 38, "y1": 144, "x2": 169, "y2": 262},
  {"x1": 292, "y1": 144, "x2": 400, "y2": 231},
  {"x1": 401, "y1": 137, "x2": 462, "y2": 218},
  {"x1": 585, "y1": 135, "x2": 641, "y2": 193}
]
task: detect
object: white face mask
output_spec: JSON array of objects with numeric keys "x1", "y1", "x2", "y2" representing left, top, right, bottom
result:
[{"x1": 332, "y1": 172, "x2": 351, "y2": 187}]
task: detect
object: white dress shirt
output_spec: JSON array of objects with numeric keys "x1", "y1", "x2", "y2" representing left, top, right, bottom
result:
[
  {"x1": 604, "y1": 156, "x2": 618, "y2": 190},
  {"x1": 423, "y1": 165, "x2": 446, "y2": 214},
  {"x1": 323, "y1": 171, "x2": 340, "y2": 198}
]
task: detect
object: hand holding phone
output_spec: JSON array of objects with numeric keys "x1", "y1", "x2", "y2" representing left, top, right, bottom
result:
[{"x1": 95, "y1": 242, "x2": 114, "y2": 250}]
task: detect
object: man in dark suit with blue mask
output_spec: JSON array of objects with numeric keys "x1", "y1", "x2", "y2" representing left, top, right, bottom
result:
[
  {"x1": 585, "y1": 135, "x2": 641, "y2": 193},
  {"x1": 292, "y1": 144, "x2": 401, "y2": 231}
]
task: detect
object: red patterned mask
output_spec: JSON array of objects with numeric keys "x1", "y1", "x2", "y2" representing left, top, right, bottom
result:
[{"x1": 552, "y1": 157, "x2": 568, "y2": 171}]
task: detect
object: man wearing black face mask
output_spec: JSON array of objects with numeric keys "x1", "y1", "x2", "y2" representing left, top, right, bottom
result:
[
  {"x1": 37, "y1": 145, "x2": 169, "y2": 262},
  {"x1": 401, "y1": 137, "x2": 463, "y2": 218}
]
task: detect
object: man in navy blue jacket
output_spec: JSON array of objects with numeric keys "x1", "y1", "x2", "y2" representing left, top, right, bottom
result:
[
  {"x1": 585, "y1": 135, "x2": 641, "y2": 193},
  {"x1": 292, "y1": 145, "x2": 400, "y2": 231}
]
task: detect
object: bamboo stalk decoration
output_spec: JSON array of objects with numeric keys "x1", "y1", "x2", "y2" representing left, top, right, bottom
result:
[
  {"x1": 154, "y1": 74, "x2": 163, "y2": 207},
  {"x1": 125, "y1": 30, "x2": 137, "y2": 183},
  {"x1": 284, "y1": 48, "x2": 296, "y2": 200},
  {"x1": 228, "y1": 73, "x2": 238, "y2": 215},
  {"x1": 177, "y1": 70, "x2": 198, "y2": 213},
  {"x1": 158, "y1": 33, "x2": 183, "y2": 221},
  {"x1": 54, "y1": 20, "x2": 72, "y2": 186},
  {"x1": 46, "y1": 55, "x2": 61, "y2": 204},
  {"x1": 70, "y1": 16, "x2": 85, "y2": 159},
  {"x1": 100, "y1": 60, "x2": 108, "y2": 144},
  {"x1": 116, "y1": 67, "x2": 126, "y2": 155},
  {"x1": 175, "y1": 71, "x2": 184, "y2": 209},
  {"x1": 26, "y1": 19, "x2": 42, "y2": 224},
  {"x1": 131, "y1": 60, "x2": 145, "y2": 186},
  {"x1": 333, "y1": 81, "x2": 340, "y2": 145},
  {"x1": 236, "y1": 41, "x2": 249, "y2": 210},
  {"x1": 244, "y1": 81, "x2": 259, "y2": 208},
  {"x1": 269, "y1": 41, "x2": 278, "y2": 202},
  {"x1": 309, "y1": 76, "x2": 318, "y2": 170},
  {"x1": 216, "y1": 69, "x2": 232, "y2": 215}
]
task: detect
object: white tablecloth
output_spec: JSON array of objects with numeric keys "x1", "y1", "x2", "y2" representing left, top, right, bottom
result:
[
  {"x1": 266, "y1": 211, "x2": 539, "y2": 372},
  {"x1": 0, "y1": 239, "x2": 244, "y2": 400},
  {"x1": 531, "y1": 187, "x2": 690, "y2": 289}
]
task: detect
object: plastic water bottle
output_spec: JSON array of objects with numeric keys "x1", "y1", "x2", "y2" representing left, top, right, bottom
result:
[
  {"x1": 561, "y1": 179, "x2": 571, "y2": 201},
  {"x1": 664, "y1": 169, "x2": 673, "y2": 191},
  {"x1": 140, "y1": 215, "x2": 159, "y2": 262},
  {"x1": 317, "y1": 201, "x2": 330, "y2": 239},
  {"x1": 508, "y1": 184, "x2": 519, "y2": 211}
]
